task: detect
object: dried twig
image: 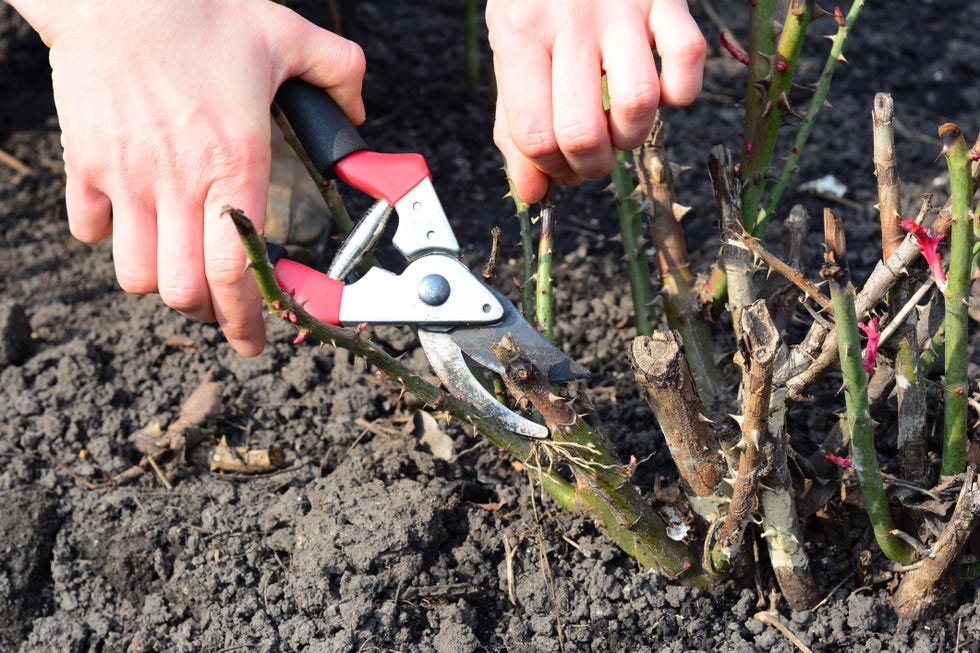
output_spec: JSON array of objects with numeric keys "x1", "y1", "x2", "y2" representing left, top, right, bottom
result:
[{"x1": 893, "y1": 468, "x2": 980, "y2": 619}]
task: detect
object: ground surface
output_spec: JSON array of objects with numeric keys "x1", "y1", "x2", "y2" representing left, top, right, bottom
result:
[{"x1": 1, "y1": 1, "x2": 979, "y2": 651}]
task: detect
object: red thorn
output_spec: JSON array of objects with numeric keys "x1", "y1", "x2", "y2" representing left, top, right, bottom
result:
[
  {"x1": 293, "y1": 332, "x2": 307, "y2": 345},
  {"x1": 826, "y1": 452, "x2": 853, "y2": 468},
  {"x1": 901, "y1": 219, "x2": 947, "y2": 291},
  {"x1": 858, "y1": 317, "x2": 881, "y2": 374}
]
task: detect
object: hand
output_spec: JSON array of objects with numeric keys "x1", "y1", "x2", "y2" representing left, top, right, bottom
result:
[
  {"x1": 485, "y1": 0, "x2": 705, "y2": 203},
  {"x1": 10, "y1": 0, "x2": 365, "y2": 356}
]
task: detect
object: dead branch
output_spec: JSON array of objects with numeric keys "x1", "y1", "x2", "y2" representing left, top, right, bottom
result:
[
  {"x1": 892, "y1": 468, "x2": 980, "y2": 620},
  {"x1": 629, "y1": 332, "x2": 726, "y2": 497}
]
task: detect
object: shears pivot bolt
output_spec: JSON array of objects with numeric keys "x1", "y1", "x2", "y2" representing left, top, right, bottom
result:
[{"x1": 418, "y1": 274, "x2": 451, "y2": 306}]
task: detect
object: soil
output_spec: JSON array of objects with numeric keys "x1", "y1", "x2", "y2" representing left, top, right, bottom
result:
[{"x1": 1, "y1": 1, "x2": 978, "y2": 651}]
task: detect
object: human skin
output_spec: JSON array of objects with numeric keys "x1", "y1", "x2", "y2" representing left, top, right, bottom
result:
[
  {"x1": 8, "y1": 0, "x2": 366, "y2": 356},
  {"x1": 9, "y1": 0, "x2": 703, "y2": 356},
  {"x1": 486, "y1": 0, "x2": 706, "y2": 203}
]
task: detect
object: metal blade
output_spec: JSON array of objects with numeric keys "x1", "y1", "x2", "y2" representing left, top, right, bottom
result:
[
  {"x1": 417, "y1": 329, "x2": 549, "y2": 439},
  {"x1": 445, "y1": 286, "x2": 589, "y2": 382}
]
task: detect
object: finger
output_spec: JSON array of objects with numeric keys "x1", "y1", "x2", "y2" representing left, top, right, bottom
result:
[
  {"x1": 202, "y1": 134, "x2": 270, "y2": 357},
  {"x1": 601, "y1": 9, "x2": 661, "y2": 150},
  {"x1": 110, "y1": 196, "x2": 159, "y2": 295},
  {"x1": 551, "y1": 28, "x2": 614, "y2": 179},
  {"x1": 156, "y1": 194, "x2": 213, "y2": 322},
  {"x1": 650, "y1": 0, "x2": 706, "y2": 106},
  {"x1": 64, "y1": 176, "x2": 112, "y2": 243},
  {"x1": 490, "y1": 44, "x2": 569, "y2": 178},
  {"x1": 493, "y1": 95, "x2": 552, "y2": 204},
  {"x1": 268, "y1": 5, "x2": 367, "y2": 124}
]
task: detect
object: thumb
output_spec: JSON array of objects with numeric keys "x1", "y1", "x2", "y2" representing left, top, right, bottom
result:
[{"x1": 269, "y1": 7, "x2": 367, "y2": 124}]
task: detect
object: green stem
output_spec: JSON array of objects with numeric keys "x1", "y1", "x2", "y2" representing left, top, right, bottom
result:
[
  {"x1": 742, "y1": 0, "x2": 774, "y2": 166},
  {"x1": 758, "y1": 1, "x2": 865, "y2": 233},
  {"x1": 273, "y1": 109, "x2": 355, "y2": 237},
  {"x1": 823, "y1": 209, "x2": 913, "y2": 564},
  {"x1": 742, "y1": 0, "x2": 813, "y2": 236},
  {"x1": 612, "y1": 151, "x2": 656, "y2": 336},
  {"x1": 535, "y1": 194, "x2": 556, "y2": 341},
  {"x1": 540, "y1": 407, "x2": 702, "y2": 582},
  {"x1": 939, "y1": 124, "x2": 976, "y2": 476},
  {"x1": 507, "y1": 175, "x2": 537, "y2": 320}
]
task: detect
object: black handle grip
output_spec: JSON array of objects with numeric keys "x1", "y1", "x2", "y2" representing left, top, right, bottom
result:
[{"x1": 273, "y1": 78, "x2": 367, "y2": 178}]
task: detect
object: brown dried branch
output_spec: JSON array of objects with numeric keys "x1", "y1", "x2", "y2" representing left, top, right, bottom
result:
[
  {"x1": 730, "y1": 223, "x2": 832, "y2": 314},
  {"x1": 873, "y1": 93, "x2": 903, "y2": 260},
  {"x1": 893, "y1": 468, "x2": 980, "y2": 620},
  {"x1": 710, "y1": 145, "x2": 755, "y2": 315},
  {"x1": 714, "y1": 302, "x2": 779, "y2": 559},
  {"x1": 628, "y1": 332, "x2": 726, "y2": 497}
]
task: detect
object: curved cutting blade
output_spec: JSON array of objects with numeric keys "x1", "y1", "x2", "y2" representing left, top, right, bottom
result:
[
  {"x1": 446, "y1": 286, "x2": 589, "y2": 382},
  {"x1": 417, "y1": 329, "x2": 549, "y2": 438}
]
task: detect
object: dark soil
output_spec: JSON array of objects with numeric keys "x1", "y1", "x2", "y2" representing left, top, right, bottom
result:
[{"x1": 2, "y1": 1, "x2": 978, "y2": 651}]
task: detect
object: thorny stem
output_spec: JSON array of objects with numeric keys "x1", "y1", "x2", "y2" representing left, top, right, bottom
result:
[
  {"x1": 781, "y1": 209, "x2": 953, "y2": 396},
  {"x1": 757, "y1": 0, "x2": 865, "y2": 234},
  {"x1": 822, "y1": 208, "x2": 913, "y2": 564},
  {"x1": 939, "y1": 123, "x2": 976, "y2": 476},
  {"x1": 227, "y1": 206, "x2": 706, "y2": 582},
  {"x1": 628, "y1": 332, "x2": 726, "y2": 498},
  {"x1": 536, "y1": 191, "x2": 556, "y2": 341},
  {"x1": 493, "y1": 334, "x2": 702, "y2": 582},
  {"x1": 506, "y1": 174, "x2": 537, "y2": 320},
  {"x1": 611, "y1": 150, "x2": 656, "y2": 336},
  {"x1": 224, "y1": 205, "x2": 541, "y2": 468},
  {"x1": 712, "y1": 302, "x2": 779, "y2": 573},
  {"x1": 741, "y1": 0, "x2": 775, "y2": 175},
  {"x1": 873, "y1": 93, "x2": 903, "y2": 259},
  {"x1": 637, "y1": 125, "x2": 724, "y2": 406},
  {"x1": 742, "y1": 0, "x2": 813, "y2": 236},
  {"x1": 272, "y1": 109, "x2": 356, "y2": 237}
]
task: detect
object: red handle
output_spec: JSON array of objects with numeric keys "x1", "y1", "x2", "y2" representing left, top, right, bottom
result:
[
  {"x1": 272, "y1": 259, "x2": 344, "y2": 326},
  {"x1": 335, "y1": 150, "x2": 431, "y2": 205}
]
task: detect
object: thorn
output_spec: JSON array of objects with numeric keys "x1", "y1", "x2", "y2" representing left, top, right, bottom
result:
[
  {"x1": 669, "y1": 162, "x2": 692, "y2": 177},
  {"x1": 760, "y1": 99, "x2": 775, "y2": 119},
  {"x1": 778, "y1": 91, "x2": 802, "y2": 119},
  {"x1": 811, "y1": 4, "x2": 834, "y2": 20},
  {"x1": 673, "y1": 204, "x2": 692, "y2": 221}
]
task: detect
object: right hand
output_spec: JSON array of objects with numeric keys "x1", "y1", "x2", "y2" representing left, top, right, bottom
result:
[{"x1": 10, "y1": 0, "x2": 366, "y2": 356}]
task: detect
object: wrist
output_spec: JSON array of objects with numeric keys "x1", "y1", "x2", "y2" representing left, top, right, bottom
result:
[{"x1": 7, "y1": 0, "x2": 118, "y2": 46}]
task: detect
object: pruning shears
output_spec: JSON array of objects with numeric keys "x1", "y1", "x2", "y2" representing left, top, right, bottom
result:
[{"x1": 270, "y1": 79, "x2": 588, "y2": 438}]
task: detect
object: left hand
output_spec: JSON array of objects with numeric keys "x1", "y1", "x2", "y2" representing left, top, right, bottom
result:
[{"x1": 486, "y1": 0, "x2": 706, "y2": 203}]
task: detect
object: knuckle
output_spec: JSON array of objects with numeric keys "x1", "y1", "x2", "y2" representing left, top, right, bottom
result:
[
  {"x1": 488, "y1": 1, "x2": 542, "y2": 35},
  {"x1": 555, "y1": 123, "x2": 605, "y2": 157},
  {"x1": 115, "y1": 268, "x2": 156, "y2": 296},
  {"x1": 342, "y1": 40, "x2": 367, "y2": 79},
  {"x1": 204, "y1": 251, "x2": 247, "y2": 289},
  {"x1": 510, "y1": 120, "x2": 559, "y2": 161},
  {"x1": 609, "y1": 80, "x2": 660, "y2": 121},
  {"x1": 158, "y1": 280, "x2": 209, "y2": 316}
]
